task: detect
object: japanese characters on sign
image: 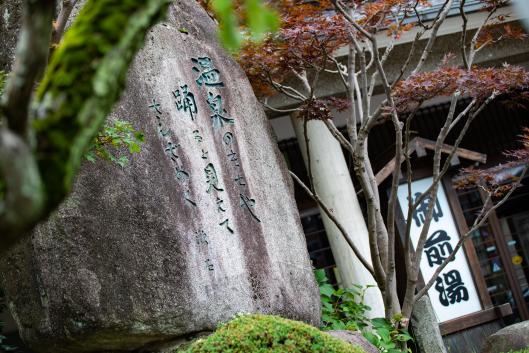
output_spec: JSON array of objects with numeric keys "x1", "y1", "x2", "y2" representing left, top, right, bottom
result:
[
  {"x1": 397, "y1": 177, "x2": 481, "y2": 323},
  {"x1": 147, "y1": 55, "x2": 262, "y2": 273}
]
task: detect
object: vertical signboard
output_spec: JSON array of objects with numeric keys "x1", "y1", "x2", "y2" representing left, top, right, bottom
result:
[{"x1": 397, "y1": 177, "x2": 482, "y2": 323}]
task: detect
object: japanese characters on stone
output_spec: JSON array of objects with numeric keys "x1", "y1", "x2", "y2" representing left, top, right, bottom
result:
[
  {"x1": 147, "y1": 55, "x2": 262, "y2": 273},
  {"x1": 397, "y1": 177, "x2": 481, "y2": 322}
]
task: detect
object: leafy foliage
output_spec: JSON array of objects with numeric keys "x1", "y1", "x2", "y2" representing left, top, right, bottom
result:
[
  {"x1": 85, "y1": 119, "x2": 145, "y2": 168},
  {"x1": 199, "y1": 0, "x2": 279, "y2": 51},
  {"x1": 363, "y1": 317, "x2": 413, "y2": 353},
  {"x1": 456, "y1": 127, "x2": 529, "y2": 195},
  {"x1": 180, "y1": 314, "x2": 366, "y2": 353},
  {"x1": 237, "y1": 0, "x2": 350, "y2": 97},
  {"x1": 32, "y1": 0, "x2": 170, "y2": 209},
  {"x1": 316, "y1": 270, "x2": 413, "y2": 353},
  {"x1": 316, "y1": 269, "x2": 371, "y2": 331},
  {"x1": 394, "y1": 64, "x2": 529, "y2": 113}
]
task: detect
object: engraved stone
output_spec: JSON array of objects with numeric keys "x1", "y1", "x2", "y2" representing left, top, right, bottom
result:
[{"x1": 0, "y1": 1, "x2": 320, "y2": 352}]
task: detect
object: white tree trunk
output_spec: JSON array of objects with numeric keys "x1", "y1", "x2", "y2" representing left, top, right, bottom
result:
[{"x1": 291, "y1": 116, "x2": 385, "y2": 318}]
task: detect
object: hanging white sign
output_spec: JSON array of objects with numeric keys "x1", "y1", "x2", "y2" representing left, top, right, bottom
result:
[{"x1": 397, "y1": 177, "x2": 482, "y2": 323}]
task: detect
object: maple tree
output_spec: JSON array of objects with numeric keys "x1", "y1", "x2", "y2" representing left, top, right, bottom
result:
[{"x1": 208, "y1": 0, "x2": 529, "y2": 333}]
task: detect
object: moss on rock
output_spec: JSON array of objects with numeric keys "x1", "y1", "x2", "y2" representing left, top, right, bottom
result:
[
  {"x1": 180, "y1": 314, "x2": 366, "y2": 353},
  {"x1": 33, "y1": 0, "x2": 170, "y2": 209}
]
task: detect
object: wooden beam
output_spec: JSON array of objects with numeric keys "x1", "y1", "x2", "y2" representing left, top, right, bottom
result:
[
  {"x1": 375, "y1": 138, "x2": 419, "y2": 185},
  {"x1": 414, "y1": 137, "x2": 487, "y2": 164},
  {"x1": 375, "y1": 137, "x2": 487, "y2": 185},
  {"x1": 439, "y1": 303, "x2": 512, "y2": 335}
]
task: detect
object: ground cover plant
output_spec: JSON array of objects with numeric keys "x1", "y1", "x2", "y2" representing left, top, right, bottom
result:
[{"x1": 317, "y1": 269, "x2": 413, "y2": 353}]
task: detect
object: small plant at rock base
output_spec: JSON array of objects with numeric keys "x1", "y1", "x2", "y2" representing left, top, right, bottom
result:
[
  {"x1": 85, "y1": 119, "x2": 145, "y2": 168},
  {"x1": 315, "y1": 269, "x2": 413, "y2": 353},
  {"x1": 363, "y1": 316, "x2": 413, "y2": 353},
  {"x1": 316, "y1": 269, "x2": 371, "y2": 331}
]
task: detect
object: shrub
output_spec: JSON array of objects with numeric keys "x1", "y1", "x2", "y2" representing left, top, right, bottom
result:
[{"x1": 180, "y1": 314, "x2": 366, "y2": 353}]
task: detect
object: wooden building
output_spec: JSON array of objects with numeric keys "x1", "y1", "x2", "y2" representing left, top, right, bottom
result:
[{"x1": 276, "y1": 99, "x2": 529, "y2": 352}]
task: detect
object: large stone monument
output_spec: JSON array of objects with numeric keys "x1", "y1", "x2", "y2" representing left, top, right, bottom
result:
[{"x1": 0, "y1": 1, "x2": 320, "y2": 352}]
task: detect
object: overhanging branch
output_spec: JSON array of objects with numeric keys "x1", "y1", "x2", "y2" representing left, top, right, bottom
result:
[{"x1": 1, "y1": 0, "x2": 55, "y2": 137}]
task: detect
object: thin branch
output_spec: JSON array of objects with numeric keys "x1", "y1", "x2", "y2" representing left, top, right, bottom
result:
[
  {"x1": 289, "y1": 170, "x2": 375, "y2": 277},
  {"x1": 411, "y1": 0, "x2": 454, "y2": 75},
  {"x1": 391, "y1": 30, "x2": 424, "y2": 89},
  {"x1": 52, "y1": 0, "x2": 78, "y2": 44},
  {"x1": 346, "y1": 44, "x2": 358, "y2": 146},
  {"x1": 260, "y1": 100, "x2": 300, "y2": 113},
  {"x1": 303, "y1": 119, "x2": 315, "y2": 191},
  {"x1": 459, "y1": 0, "x2": 469, "y2": 70},
  {"x1": 371, "y1": 37, "x2": 402, "y2": 315},
  {"x1": 403, "y1": 109, "x2": 420, "y2": 273},
  {"x1": 330, "y1": 57, "x2": 349, "y2": 94},
  {"x1": 292, "y1": 70, "x2": 311, "y2": 96},
  {"x1": 332, "y1": 0, "x2": 373, "y2": 41},
  {"x1": 410, "y1": 92, "x2": 461, "y2": 274},
  {"x1": 411, "y1": 94, "x2": 496, "y2": 212},
  {"x1": 467, "y1": 5, "x2": 498, "y2": 67},
  {"x1": 448, "y1": 98, "x2": 477, "y2": 132},
  {"x1": 349, "y1": 34, "x2": 368, "y2": 123},
  {"x1": 413, "y1": 0, "x2": 428, "y2": 30},
  {"x1": 269, "y1": 78, "x2": 307, "y2": 101},
  {"x1": 1, "y1": 0, "x2": 55, "y2": 137}
]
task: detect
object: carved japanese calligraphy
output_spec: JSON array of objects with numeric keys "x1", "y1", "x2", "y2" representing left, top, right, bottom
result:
[
  {"x1": 173, "y1": 84, "x2": 198, "y2": 120},
  {"x1": 193, "y1": 129, "x2": 203, "y2": 143},
  {"x1": 216, "y1": 197, "x2": 227, "y2": 213},
  {"x1": 192, "y1": 57, "x2": 224, "y2": 87},
  {"x1": 207, "y1": 92, "x2": 235, "y2": 129},
  {"x1": 240, "y1": 194, "x2": 261, "y2": 223},
  {"x1": 204, "y1": 163, "x2": 224, "y2": 193},
  {"x1": 223, "y1": 132, "x2": 234, "y2": 145},
  {"x1": 219, "y1": 218, "x2": 234, "y2": 234}
]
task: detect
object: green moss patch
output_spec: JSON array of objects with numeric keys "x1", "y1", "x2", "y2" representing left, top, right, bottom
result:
[
  {"x1": 180, "y1": 314, "x2": 366, "y2": 353},
  {"x1": 33, "y1": 0, "x2": 169, "y2": 208}
]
